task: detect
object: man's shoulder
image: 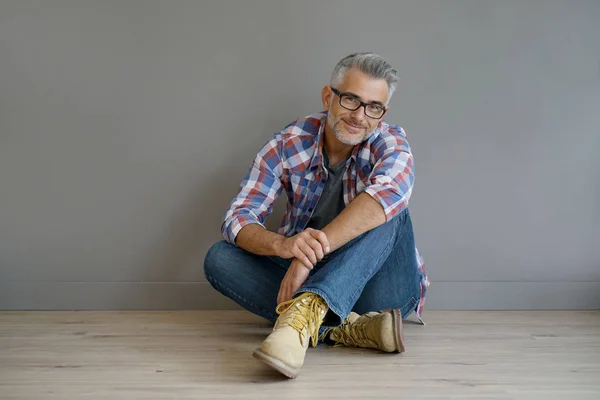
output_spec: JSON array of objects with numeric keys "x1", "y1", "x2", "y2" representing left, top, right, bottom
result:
[
  {"x1": 278, "y1": 111, "x2": 327, "y2": 139},
  {"x1": 374, "y1": 121, "x2": 407, "y2": 140},
  {"x1": 263, "y1": 112, "x2": 325, "y2": 170},
  {"x1": 366, "y1": 120, "x2": 406, "y2": 143},
  {"x1": 365, "y1": 121, "x2": 411, "y2": 156}
]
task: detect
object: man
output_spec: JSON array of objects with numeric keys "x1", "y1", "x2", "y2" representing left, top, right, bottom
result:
[{"x1": 204, "y1": 53, "x2": 429, "y2": 379}]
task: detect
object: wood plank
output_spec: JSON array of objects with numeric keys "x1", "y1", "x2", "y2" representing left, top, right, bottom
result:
[{"x1": 0, "y1": 311, "x2": 599, "y2": 399}]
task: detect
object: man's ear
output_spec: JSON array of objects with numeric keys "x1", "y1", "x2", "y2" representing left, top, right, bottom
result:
[{"x1": 321, "y1": 85, "x2": 333, "y2": 111}]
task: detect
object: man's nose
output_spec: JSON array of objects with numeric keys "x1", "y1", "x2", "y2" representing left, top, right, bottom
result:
[{"x1": 349, "y1": 107, "x2": 366, "y2": 123}]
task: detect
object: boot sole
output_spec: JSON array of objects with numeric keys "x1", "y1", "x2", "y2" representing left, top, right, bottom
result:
[
  {"x1": 391, "y1": 309, "x2": 406, "y2": 353},
  {"x1": 252, "y1": 348, "x2": 300, "y2": 379}
]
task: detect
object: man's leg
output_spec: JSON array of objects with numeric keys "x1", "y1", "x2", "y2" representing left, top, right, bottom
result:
[
  {"x1": 299, "y1": 207, "x2": 421, "y2": 327},
  {"x1": 252, "y1": 208, "x2": 422, "y2": 378},
  {"x1": 351, "y1": 211, "x2": 422, "y2": 319},
  {"x1": 203, "y1": 240, "x2": 291, "y2": 323}
]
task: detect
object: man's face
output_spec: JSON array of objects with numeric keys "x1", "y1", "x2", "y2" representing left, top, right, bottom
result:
[{"x1": 322, "y1": 68, "x2": 389, "y2": 146}]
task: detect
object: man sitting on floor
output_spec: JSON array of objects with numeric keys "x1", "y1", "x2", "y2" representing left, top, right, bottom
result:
[{"x1": 204, "y1": 52, "x2": 429, "y2": 378}]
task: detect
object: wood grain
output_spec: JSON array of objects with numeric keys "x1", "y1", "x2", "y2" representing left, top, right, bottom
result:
[{"x1": 0, "y1": 311, "x2": 599, "y2": 399}]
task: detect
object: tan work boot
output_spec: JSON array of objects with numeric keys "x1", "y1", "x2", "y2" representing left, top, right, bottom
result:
[
  {"x1": 322, "y1": 309, "x2": 405, "y2": 353},
  {"x1": 253, "y1": 292, "x2": 328, "y2": 378}
]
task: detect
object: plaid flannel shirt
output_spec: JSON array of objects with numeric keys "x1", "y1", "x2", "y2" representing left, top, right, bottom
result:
[{"x1": 221, "y1": 111, "x2": 430, "y2": 323}]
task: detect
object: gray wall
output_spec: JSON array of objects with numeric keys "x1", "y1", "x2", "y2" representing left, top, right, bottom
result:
[{"x1": 1, "y1": 0, "x2": 599, "y2": 310}]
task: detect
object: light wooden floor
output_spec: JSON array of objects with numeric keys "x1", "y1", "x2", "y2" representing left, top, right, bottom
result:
[{"x1": 0, "y1": 311, "x2": 599, "y2": 399}]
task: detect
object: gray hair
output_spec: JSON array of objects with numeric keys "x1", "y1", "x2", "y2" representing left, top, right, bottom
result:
[{"x1": 330, "y1": 52, "x2": 399, "y2": 104}]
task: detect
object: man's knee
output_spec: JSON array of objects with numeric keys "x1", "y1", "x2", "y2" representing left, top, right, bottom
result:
[
  {"x1": 374, "y1": 208, "x2": 413, "y2": 238},
  {"x1": 203, "y1": 240, "x2": 234, "y2": 281}
]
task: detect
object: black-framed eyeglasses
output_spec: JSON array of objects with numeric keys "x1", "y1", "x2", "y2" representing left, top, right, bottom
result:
[{"x1": 330, "y1": 86, "x2": 387, "y2": 119}]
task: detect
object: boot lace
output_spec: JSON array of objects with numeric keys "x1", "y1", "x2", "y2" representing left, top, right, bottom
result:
[
  {"x1": 275, "y1": 293, "x2": 327, "y2": 347},
  {"x1": 329, "y1": 319, "x2": 378, "y2": 348}
]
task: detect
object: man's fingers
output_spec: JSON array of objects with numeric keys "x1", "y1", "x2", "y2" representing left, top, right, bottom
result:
[
  {"x1": 277, "y1": 283, "x2": 283, "y2": 304},
  {"x1": 299, "y1": 243, "x2": 317, "y2": 265},
  {"x1": 280, "y1": 289, "x2": 287, "y2": 304},
  {"x1": 300, "y1": 256, "x2": 313, "y2": 270},
  {"x1": 306, "y1": 237, "x2": 324, "y2": 261},
  {"x1": 309, "y1": 229, "x2": 330, "y2": 254},
  {"x1": 292, "y1": 248, "x2": 313, "y2": 270},
  {"x1": 278, "y1": 283, "x2": 289, "y2": 304},
  {"x1": 278, "y1": 261, "x2": 312, "y2": 305},
  {"x1": 281, "y1": 286, "x2": 292, "y2": 303}
]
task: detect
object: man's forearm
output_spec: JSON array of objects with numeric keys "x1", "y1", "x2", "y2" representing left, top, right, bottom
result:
[
  {"x1": 234, "y1": 192, "x2": 387, "y2": 258},
  {"x1": 321, "y1": 192, "x2": 387, "y2": 252},
  {"x1": 235, "y1": 224, "x2": 285, "y2": 256}
]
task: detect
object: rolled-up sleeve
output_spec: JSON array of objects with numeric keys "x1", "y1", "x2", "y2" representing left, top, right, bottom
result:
[
  {"x1": 221, "y1": 136, "x2": 283, "y2": 245},
  {"x1": 363, "y1": 127, "x2": 414, "y2": 221}
]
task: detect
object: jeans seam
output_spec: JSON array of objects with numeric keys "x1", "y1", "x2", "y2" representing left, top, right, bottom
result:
[{"x1": 399, "y1": 295, "x2": 418, "y2": 318}]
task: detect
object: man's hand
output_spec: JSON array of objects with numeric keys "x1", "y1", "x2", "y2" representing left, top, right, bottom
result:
[
  {"x1": 275, "y1": 228, "x2": 330, "y2": 270},
  {"x1": 277, "y1": 258, "x2": 311, "y2": 304}
]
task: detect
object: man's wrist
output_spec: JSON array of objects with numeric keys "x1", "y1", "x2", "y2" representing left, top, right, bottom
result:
[{"x1": 272, "y1": 235, "x2": 286, "y2": 257}]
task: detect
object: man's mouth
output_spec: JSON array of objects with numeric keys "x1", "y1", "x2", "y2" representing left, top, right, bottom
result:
[{"x1": 343, "y1": 120, "x2": 364, "y2": 131}]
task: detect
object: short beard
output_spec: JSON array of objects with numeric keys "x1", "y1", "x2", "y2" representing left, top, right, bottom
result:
[{"x1": 327, "y1": 113, "x2": 372, "y2": 146}]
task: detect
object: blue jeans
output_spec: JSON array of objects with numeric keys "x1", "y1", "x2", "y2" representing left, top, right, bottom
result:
[{"x1": 204, "y1": 208, "x2": 422, "y2": 330}]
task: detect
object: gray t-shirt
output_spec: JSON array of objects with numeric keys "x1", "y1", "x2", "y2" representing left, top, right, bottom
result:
[{"x1": 306, "y1": 149, "x2": 349, "y2": 231}]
